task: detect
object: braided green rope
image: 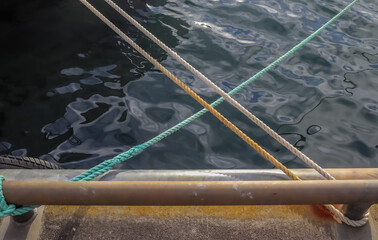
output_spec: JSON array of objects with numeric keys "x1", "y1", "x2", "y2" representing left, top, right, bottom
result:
[
  {"x1": 0, "y1": 0, "x2": 359, "y2": 217},
  {"x1": 0, "y1": 176, "x2": 38, "y2": 217}
]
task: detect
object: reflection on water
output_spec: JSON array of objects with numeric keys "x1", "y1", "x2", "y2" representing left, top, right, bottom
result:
[{"x1": 0, "y1": 0, "x2": 377, "y2": 169}]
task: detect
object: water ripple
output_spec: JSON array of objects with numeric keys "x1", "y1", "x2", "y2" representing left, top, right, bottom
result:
[{"x1": 0, "y1": 0, "x2": 377, "y2": 169}]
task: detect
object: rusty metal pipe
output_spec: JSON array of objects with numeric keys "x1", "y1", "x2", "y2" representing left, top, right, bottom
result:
[{"x1": 3, "y1": 180, "x2": 378, "y2": 206}]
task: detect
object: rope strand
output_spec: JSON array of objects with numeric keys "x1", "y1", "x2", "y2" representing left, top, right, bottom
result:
[
  {"x1": 105, "y1": 0, "x2": 336, "y2": 180},
  {"x1": 78, "y1": 0, "x2": 299, "y2": 180},
  {"x1": 0, "y1": 0, "x2": 368, "y2": 227},
  {"x1": 78, "y1": 0, "x2": 369, "y2": 227}
]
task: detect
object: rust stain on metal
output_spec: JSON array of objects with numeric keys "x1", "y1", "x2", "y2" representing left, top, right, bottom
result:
[{"x1": 310, "y1": 205, "x2": 342, "y2": 221}]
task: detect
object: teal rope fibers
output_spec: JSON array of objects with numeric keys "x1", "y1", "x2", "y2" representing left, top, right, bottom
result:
[
  {"x1": 0, "y1": 0, "x2": 359, "y2": 217},
  {"x1": 0, "y1": 176, "x2": 38, "y2": 217}
]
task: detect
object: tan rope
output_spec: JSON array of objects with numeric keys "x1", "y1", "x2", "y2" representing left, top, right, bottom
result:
[
  {"x1": 79, "y1": 0, "x2": 300, "y2": 180},
  {"x1": 105, "y1": 0, "x2": 335, "y2": 181},
  {"x1": 79, "y1": 0, "x2": 368, "y2": 227}
]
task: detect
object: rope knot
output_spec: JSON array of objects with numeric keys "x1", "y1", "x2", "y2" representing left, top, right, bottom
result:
[
  {"x1": 0, "y1": 176, "x2": 39, "y2": 217},
  {"x1": 0, "y1": 203, "x2": 16, "y2": 217}
]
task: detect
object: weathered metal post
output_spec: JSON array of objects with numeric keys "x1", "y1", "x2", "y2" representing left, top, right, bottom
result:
[
  {"x1": 343, "y1": 203, "x2": 372, "y2": 221},
  {"x1": 11, "y1": 209, "x2": 35, "y2": 224}
]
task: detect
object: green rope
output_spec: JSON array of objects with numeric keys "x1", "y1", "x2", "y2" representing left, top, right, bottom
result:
[
  {"x1": 0, "y1": 176, "x2": 38, "y2": 217},
  {"x1": 0, "y1": 0, "x2": 359, "y2": 217}
]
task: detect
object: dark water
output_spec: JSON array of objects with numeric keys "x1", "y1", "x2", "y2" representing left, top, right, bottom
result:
[{"x1": 0, "y1": 0, "x2": 377, "y2": 169}]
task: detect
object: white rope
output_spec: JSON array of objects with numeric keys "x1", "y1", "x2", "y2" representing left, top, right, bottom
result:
[
  {"x1": 325, "y1": 204, "x2": 369, "y2": 227},
  {"x1": 80, "y1": 0, "x2": 369, "y2": 227},
  {"x1": 105, "y1": 0, "x2": 335, "y2": 181}
]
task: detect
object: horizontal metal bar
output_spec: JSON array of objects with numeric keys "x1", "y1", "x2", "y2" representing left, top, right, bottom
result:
[
  {"x1": 0, "y1": 168, "x2": 377, "y2": 181},
  {"x1": 3, "y1": 180, "x2": 378, "y2": 206}
]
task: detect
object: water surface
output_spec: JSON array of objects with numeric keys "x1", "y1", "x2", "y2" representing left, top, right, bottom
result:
[{"x1": 0, "y1": 0, "x2": 377, "y2": 169}]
